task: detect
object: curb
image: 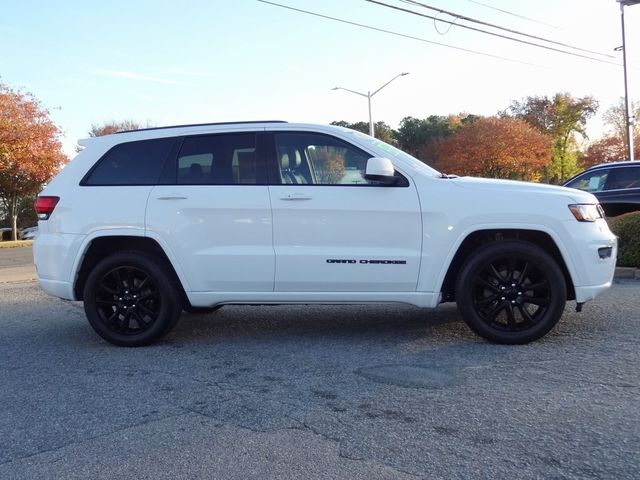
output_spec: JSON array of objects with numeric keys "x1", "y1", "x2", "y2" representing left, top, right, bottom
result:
[
  {"x1": 614, "y1": 267, "x2": 640, "y2": 280},
  {"x1": 0, "y1": 265, "x2": 37, "y2": 284}
]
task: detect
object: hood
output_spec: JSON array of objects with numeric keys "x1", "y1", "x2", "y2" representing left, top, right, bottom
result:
[{"x1": 450, "y1": 176, "x2": 597, "y2": 203}]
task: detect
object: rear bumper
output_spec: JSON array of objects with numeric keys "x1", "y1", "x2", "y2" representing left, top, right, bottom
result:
[
  {"x1": 33, "y1": 232, "x2": 84, "y2": 301},
  {"x1": 38, "y1": 278, "x2": 75, "y2": 300}
]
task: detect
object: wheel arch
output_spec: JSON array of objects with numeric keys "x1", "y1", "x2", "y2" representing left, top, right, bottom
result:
[
  {"x1": 439, "y1": 229, "x2": 576, "y2": 302},
  {"x1": 73, "y1": 235, "x2": 189, "y2": 304}
]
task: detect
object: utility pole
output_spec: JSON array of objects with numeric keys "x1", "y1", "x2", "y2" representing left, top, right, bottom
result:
[
  {"x1": 618, "y1": 0, "x2": 640, "y2": 160},
  {"x1": 332, "y1": 72, "x2": 409, "y2": 137}
]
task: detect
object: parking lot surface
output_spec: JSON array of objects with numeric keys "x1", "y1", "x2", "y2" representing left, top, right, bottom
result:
[{"x1": 0, "y1": 280, "x2": 639, "y2": 479}]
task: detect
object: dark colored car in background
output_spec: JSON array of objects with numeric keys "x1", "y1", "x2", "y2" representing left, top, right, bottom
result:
[
  {"x1": 563, "y1": 161, "x2": 640, "y2": 217},
  {"x1": 18, "y1": 226, "x2": 38, "y2": 240}
]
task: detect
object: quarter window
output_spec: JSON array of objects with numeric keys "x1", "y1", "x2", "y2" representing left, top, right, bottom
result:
[
  {"x1": 83, "y1": 138, "x2": 175, "y2": 186},
  {"x1": 177, "y1": 134, "x2": 259, "y2": 184}
]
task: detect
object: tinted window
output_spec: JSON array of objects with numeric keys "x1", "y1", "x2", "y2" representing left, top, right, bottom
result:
[
  {"x1": 565, "y1": 169, "x2": 610, "y2": 192},
  {"x1": 84, "y1": 138, "x2": 174, "y2": 186},
  {"x1": 177, "y1": 134, "x2": 258, "y2": 184},
  {"x1": 604, "y1": 166, "x2": 640, "y2": 190}
]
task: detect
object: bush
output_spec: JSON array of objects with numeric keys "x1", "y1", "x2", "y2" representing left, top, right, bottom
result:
[{"x1": 608, "y1": 211, "x2": 640, "y2": 268}]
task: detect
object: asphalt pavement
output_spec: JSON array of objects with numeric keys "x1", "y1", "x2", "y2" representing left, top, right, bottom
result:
[
  {"x1": 0, "y1": 247, "x2": 36, "y2": 283},
  {"x1": 0, "y1": 273, "x2": 639, "y2": 479}
]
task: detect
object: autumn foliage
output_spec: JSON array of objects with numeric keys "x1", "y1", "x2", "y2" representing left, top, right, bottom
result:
[
  {"x1": 582, "y1": 136, "x2": 627, "y2": 167},
  {"x1": 0, "y1": 83, "x2": 66, "y2": 240},
  {"x1": 428, "y1": 116, "x2": 551, "y2": 181},
  {"x1": 88, "y1": 119, "x2": 151, "y2": 137}
]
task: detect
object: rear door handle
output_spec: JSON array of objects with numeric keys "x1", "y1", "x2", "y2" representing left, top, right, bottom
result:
[
  {"x1": 280, "y1": 193, "x2": 312, "y2": 201},
  {"x1": 156, "y1": 195, "x2": 188, "y2": 200}
]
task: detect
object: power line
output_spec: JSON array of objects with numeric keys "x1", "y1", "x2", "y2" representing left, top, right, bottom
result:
[
  {"x1": 466, "y1": 0, "x2": 561, "y2": 30},
  {"x1": 365, "y1": 0, "x2": 618, "y2": 65},
  {"x1": 256, "y1": 0, "x2": 540, "y2": 66},
  {"x1": 395, "y1": 0, "x2": 614, "y2": 59}
]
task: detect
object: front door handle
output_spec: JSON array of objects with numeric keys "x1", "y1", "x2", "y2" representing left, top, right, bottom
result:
[
  {"x1": 280, "y1": 193, "x2": 312, "y2": 201},
  {"x1": 156, "y1": 195, "x2": 188, "y2": 200}
]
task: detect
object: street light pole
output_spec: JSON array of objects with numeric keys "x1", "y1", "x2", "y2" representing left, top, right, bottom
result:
[
  {"x1": 332, "y1": 72, "x2": 409, "y2": 138},
  {"x1": 618, "y1": 0, "x2": 640, "y2": 161}
]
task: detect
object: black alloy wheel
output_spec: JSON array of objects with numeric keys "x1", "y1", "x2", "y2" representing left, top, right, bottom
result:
[
  {"x1": 455, "y1": 240, "x2": 567, "y2": 344},
  {"x1": 83, "y1": 252, "x2": 182, "y2": 347},
  {"x1": 94, "y1": 266, "x2": 159, "y2": 335}
]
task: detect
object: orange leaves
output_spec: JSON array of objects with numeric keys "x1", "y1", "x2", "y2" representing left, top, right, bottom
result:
[
  {"x1": 0, "y1": 83, "x2": 67, "y2": 200},
  {"x1": 430, "y1": 116, "x2": 552, "y2": 181}
]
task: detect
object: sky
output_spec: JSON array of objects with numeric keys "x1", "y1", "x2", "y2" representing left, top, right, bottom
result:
[{"x1": 1, "y1": 0, "x2": 639, "y2": 157}]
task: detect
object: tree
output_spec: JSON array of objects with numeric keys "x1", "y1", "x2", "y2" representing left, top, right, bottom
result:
[
  {"x1": 396, "y1": 116, "x2": 446, "y2": 158},
  {"x1": 88, "y1": 119, "x2": 151, "y2": 137},
  {"x1": 429, "y1": 116, "x2": 551, "y2": 181},
  {"x1": 508, "y1": 93, "x2": 598, "y2": 183},
  {"x1": 396, "y1": 114, "x2": 475, "y2": 160},
  {"x1": 581, "y1": 98, "x2": 640, "y2": 167},
  {"x1": 602, "y1": 97, "x2": 639, "y2": 141},
  {"x1": 583, "y1": 136, "x2": 627, "y2": 167},
  {"x1": 0, "y1": 83, "x2": 66, "y2": 240},
  {"x1": 0, "y1": 193, "x2": 38, "y2": 229},
  {"x1": 583, "y1": 134, "x2": 640, "y2": 167},
  {"x1": 330, "y1": 120, "x2": 396, "y2": 144}
]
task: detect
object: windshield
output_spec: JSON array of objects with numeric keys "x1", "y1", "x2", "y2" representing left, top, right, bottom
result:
[{"x1": 346, "y1": 130, "x2": 440, "y2": 176}]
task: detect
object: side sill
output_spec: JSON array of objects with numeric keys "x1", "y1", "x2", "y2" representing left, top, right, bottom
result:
[{"x1": 186, "y1": 291, "x2": 440, "y2": 309}]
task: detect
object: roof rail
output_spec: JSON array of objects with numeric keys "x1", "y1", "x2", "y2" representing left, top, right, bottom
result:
[{"x1": 115, "y1": 120, "x2": 288, "y2": 134}]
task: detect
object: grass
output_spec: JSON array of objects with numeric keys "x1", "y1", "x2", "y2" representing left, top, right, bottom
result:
[{"x1": 0, "y1": 240, "x2": 33, "y2": 249}]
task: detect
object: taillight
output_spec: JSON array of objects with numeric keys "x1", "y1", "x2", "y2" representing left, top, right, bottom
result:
[{"x1": 34, "y1": 196, "x2": 59, "y2": 220}]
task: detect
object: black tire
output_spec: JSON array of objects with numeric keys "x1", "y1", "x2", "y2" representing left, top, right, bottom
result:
[
  {"x1": 183, "y1": 305, "x2": 222, "y2": 314},
  {"x1": 83, "y1": 251, "x2": 182, "y2": 347},
  {"x1": 455, "y1": 240, "x2": 567, "y2": 344}
]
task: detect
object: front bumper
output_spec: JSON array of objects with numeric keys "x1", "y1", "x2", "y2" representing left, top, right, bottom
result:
[{"x1": 564, "y1": 218, "x2": 617, "y2": 303}]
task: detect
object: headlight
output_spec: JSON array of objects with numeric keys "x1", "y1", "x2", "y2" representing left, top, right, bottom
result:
[{"x1": 568, "y1": 204, "x2": 604, "y2": 222}]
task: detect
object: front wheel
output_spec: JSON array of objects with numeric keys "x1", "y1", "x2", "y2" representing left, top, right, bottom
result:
[
  {"x1": 83, "y1": 251, "x2": 182, "y2": 347},
  {"x1": 455, "y1": 240, "x2": 567, "y2": 344}
]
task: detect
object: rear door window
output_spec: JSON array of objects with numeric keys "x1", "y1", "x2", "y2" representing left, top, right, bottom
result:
[
  {"x1": 604, "y1": 166, "x2": 640, "y2": 190},
  {"x1": 177, "y1": 133, "x2": 262, "y2": 184}
]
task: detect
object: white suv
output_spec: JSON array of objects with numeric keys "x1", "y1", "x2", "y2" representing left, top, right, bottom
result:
[{"x1": 34, "y1": 121, "x2": 617, "y2": 346}]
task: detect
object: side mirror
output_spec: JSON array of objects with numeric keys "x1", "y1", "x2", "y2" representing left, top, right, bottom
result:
[{"x1": 365, "y1": 157, "x2": 398, "y2": 185}]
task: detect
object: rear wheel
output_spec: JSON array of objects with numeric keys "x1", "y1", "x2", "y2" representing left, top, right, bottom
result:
[
  {"x1": 83, "y1": 251, "x2": 182, "y2": 347},
  {"x1": 455, "y1": 240, "x2": 567, "y2": 344}
]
